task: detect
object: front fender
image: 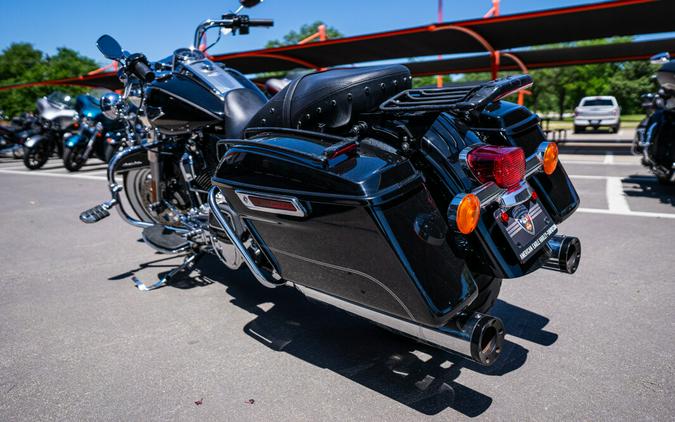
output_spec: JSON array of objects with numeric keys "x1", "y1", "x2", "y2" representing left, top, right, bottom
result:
[
  {"x1": 24, "y1": 134, "x2": 46, "y2": 149},
  {"x1": 64, "y1": 133, "x2": 85, "y2": 148}
]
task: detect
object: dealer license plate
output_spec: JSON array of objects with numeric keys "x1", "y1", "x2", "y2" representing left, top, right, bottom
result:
[{"x1": 493, "y1": 200, "x2": 557, "y2": 263}]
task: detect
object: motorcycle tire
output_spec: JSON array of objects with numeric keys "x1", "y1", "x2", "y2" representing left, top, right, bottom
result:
[
  {"x1": 466, "y1": 273, "x2": 502, "y2": 314},
  {"x1": 123, "y1": 167, "x2": 159, "y2": 223},
  {"x1": 23, "y1": 144, "x2": 49, "y2": 170},
  {"x1": 657, "y1": 171, "x2": 674, "y2": 186},
  {"x1": 63, "y1": 145, "x2": 87, "y2": 172}
]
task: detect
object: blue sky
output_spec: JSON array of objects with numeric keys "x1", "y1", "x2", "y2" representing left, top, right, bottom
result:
[{"x1": 0, "y1": 0, "x2": 631, "y2": 64}]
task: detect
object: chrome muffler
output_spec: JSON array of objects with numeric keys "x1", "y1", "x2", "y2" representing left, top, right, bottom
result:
[
  {"x1": 544, "y1": 235, "x2": 581, "y2": 274},
  {"x1": 295, "y1": 285, "x2": 505, "y2": 366}
]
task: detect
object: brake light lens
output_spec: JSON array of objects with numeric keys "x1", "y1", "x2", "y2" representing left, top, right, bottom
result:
[
  {"x1": 456, "y1": 194, "x2": 481, "y2": 234},
  {"x1": 466, "y1": 145, "x2": 526, "y2": 189},
  {"x1": 542, "y1": 142, "x2": 558, "y2": 175}
]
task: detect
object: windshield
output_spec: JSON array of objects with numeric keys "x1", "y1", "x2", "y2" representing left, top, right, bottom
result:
[
  {"x1": 46, "y1": 92, "x2": 76, "y2": 108},
  {"x1": 581, "y1": 98, "x2": 614, "y2": 107}
]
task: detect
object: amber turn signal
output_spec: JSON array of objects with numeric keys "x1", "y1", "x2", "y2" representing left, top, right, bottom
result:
[
  {"x1": 456, "y1": 194, "x2": 481, "y2": 234},
  {"x1": 542, "y1": 142, "x2": 559, "y2": 175}
]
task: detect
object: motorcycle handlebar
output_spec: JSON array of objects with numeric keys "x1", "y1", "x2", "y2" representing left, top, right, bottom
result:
[
  {"x1": 132, "y1": 60, "x2": 155, "y2": 83},
  {"x1": 248, "y1": 19, "x2": 274, "y2": 27}
]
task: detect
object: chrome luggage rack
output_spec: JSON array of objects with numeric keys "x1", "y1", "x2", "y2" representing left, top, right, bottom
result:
[{"x1": 379, "y1": 74, "x2": 533, "y2": 115}]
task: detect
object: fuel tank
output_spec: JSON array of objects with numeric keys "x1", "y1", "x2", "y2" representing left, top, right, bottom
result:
[
  {"x1": 212, "y1": 132, "x2": 478, "y2": 328},
  {"x1": 145, "y1": 74, "x2": 224, "y2": 135}
]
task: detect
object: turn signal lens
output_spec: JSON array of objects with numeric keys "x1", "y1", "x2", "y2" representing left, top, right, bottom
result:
[
  {"x1": 542, "y1": 142, "x2": 558, "y2": 175},
  {"x1": 466, "y1": 145, "x2": 526, "y2": 189},
  {"x1": 456, "y1": 194, "x2": 481, "y2": 234}
]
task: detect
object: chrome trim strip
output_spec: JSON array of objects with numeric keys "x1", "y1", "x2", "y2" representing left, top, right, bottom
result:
[{"x1": 235, "y1": 190, "x2": 307, "y2": 218}]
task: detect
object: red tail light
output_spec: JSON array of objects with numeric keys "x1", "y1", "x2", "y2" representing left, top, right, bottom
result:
[{"x1": 466, "y1": 145, "x2": 526, "y2": 189}]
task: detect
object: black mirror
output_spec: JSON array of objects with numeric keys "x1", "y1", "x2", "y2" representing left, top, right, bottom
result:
[
  {"x1": 97, "y1": 35, "x2": 124, "y2": 61},
  {"x1": 650, "y1": 52, "x2": 670, "y2": 65},
  {"x1": 240, "y1": 0, "x2": 262, "y2": 8}
]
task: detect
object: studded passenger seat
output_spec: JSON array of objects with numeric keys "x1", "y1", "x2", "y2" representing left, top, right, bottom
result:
[{"x1": 246, "y1": 65, "x2": 412, "y2": 133}]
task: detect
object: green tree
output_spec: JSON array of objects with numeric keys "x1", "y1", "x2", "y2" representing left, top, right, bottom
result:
[
  {"x1": 265, "y1": 21, "x2": 343, "y2": 48},
  {"x1": 0, "y1": 44, "x2": 97, "y2": 117}
]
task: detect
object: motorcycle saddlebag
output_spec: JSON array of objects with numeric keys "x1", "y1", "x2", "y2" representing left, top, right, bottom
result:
[{"x1": 212, "y1": 131, "x2": 478, "y2": 327}]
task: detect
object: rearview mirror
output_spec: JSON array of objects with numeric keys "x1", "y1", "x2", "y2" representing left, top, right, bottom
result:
[
  {"x1": 240, "y1": 0, "x2": 262, "y2": 8},
  {"x1": 97, "y1": 35, "x2": 124, "y2": 61},
  {"x1": 650, "y1": 52, "x2": 670, "y2": 65}
]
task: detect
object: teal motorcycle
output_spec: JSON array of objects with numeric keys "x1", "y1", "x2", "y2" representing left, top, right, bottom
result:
[{"x1": 63, "y1": 94, "x2": 140, "y2": 171}]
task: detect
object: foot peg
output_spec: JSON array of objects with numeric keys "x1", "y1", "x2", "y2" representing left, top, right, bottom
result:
[
  {"x1": 141, "y1": 225, "x2": 190, "y2": 254},
  {"x1": 132, "y1": 253, "x2": 201, "y2": 291},
  {"x1": 79, "y1": 200, "x2": 117, "y2": 224}
]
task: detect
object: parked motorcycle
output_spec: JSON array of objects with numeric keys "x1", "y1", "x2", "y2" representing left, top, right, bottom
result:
[
  {"x1": 80, "y1": 0, "x2": 581, "y2": 367},
  {"x1": 0, "y1": 112, "x2": 39, "y2": 158},
  {"x1": 23, "y1": 92, "x2": 78, "y2": 169},
  {"x1": 63, "y1": 93, "x2": 142, "y2": 171},
  {"x1": 633, "y1": 52, "x2": 675, "y2": 185}
]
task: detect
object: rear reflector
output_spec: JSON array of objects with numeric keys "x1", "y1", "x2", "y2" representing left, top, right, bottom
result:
[
  {"x1": 466, "y1": 145, "x2": 526, "y2": 189},
  {"x1": 236, "y1": 191, "x2": 307, "y2": 217}
]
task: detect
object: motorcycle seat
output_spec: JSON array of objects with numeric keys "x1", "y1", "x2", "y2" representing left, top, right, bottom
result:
[{"x1": 245, "y1": 65, "x2": 412, "y2": 133}]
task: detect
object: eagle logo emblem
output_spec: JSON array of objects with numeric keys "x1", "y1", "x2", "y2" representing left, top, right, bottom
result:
[{"x1": 513, "y1": 205, "x2": 535, "y2": 235}]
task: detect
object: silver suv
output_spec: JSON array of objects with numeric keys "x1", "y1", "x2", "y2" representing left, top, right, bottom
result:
[{"x1": 573, "y1": 96, "x2": 621, "y2": 133}]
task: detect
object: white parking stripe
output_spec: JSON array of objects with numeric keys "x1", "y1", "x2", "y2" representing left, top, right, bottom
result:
[
  {"x1": 561, "y1": 160, "x2": 640, "y2": 166},
  {"x1": 0, "y1": 168, "x2": 105, "y2": 181},
  {"x1": 577, "y1": 208, "x2": 675, "y2": 219},
  {"x1": 603, "y1": 153, "x2": 614, "y2": 164},
  {"x1": 606, "y1": 176, "x2": 631, "y2": 213}
]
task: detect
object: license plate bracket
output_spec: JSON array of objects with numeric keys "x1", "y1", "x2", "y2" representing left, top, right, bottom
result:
[{"x1": 493, "y1": 200, "x2": 557, "y2": 263}]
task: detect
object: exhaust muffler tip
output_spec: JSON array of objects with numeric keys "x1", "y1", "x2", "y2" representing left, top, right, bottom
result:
[
  {"x1": 468, "y1": 313, "x2": 505, "y2": 366},
  {"x1": 544, "y1": 235, "x2": 581, "y2": 274}
]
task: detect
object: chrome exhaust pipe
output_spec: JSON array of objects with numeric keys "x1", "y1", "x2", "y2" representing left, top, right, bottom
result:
[
  {"x1": 295, "y1": 285, "x2": 505, "y2": 366},
  {"x1": 544, "y1": 235, "x2": 581, "y2": 274}
]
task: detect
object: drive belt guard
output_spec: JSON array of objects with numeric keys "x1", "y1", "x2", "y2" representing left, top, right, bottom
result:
[{"x1": 379, "y1": 74, "x2": 533, "y2": 115}]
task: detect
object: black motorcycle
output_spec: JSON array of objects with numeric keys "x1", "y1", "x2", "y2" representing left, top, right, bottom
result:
[
  {"x1": 634, "y1": 52, "x2": 675, "y2": 185},
  {"x1": 23, "y1": 92, "x2": 78, "y2": 169},
  {"x1": 81, "y1": 0, "x2": 581, "y2": 367},
  {"x1": 0, "y1": 112, "x2": 39, "y2": 158}
]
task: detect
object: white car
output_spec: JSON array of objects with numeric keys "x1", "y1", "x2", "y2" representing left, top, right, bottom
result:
[{"x1": 573, "y1": 96, "x2": 621, "y2": 133}]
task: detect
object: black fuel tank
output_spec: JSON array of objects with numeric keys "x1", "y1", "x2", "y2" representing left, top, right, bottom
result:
[
  {"x1": 145, "y1": 74, "x2": 224, "y2": 135},
  {"x1": 212, "y1": 132, "x2": 478, "y2": 327}
]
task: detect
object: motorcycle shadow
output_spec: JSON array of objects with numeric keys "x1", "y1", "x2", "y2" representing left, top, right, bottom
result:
[
  {"x1": 624, "y1": 174, "x2": 675, "y2": 207},
  {"x1": 164, "y1": 254, "x2": 557, "y2": 417}
]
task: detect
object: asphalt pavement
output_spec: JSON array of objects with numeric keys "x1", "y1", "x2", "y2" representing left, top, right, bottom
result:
[{"x1": 0, "y1": 128, "x2": 674, "y2": 421}]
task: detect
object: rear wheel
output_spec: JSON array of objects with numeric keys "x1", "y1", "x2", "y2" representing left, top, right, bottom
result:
[
  {"x1": 573, "y1": 125, "x2": 584, "y2": 134},
  {"x1": 466, "y1": 273, "x2": 502, "y2": 314},
  {"x1": 657, "y1": 171, "x2": 674, "y2": 185},
  {"x1": 23, "y1": 143, "x2": 49, "y2": 170},
  {"x1": 63, "y1": 145, "x2": 87, "y2": 172}
]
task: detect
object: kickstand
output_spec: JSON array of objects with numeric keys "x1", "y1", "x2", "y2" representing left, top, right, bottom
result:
[{"x1": 132, "y1": 252, "x2": 203, "y2": 291}]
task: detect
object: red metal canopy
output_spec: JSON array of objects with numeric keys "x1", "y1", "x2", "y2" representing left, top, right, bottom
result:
[
  {"x1": 1, "y1": 0, "x2": 673, "y2": 91},
  {"x1": 406, "y1": 37, "x2": 675, "y2": 76}
]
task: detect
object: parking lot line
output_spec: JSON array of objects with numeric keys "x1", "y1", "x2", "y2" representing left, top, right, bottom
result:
[
  {"x1": 576, "y1": 208, "x2": 675, "y2": 219},
  {"x1": 560, "y1": 159, "x2": 639, "y2": 166},
  {"x1": 0, "y1": 168, "x2": 105, "y2": 181},
  {"x1": 603, "y1": 153, "x2": 614, "y2": 164},
  {"x1": 606, "y1": 176, "x2": 631, "y2": 213}
]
